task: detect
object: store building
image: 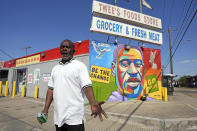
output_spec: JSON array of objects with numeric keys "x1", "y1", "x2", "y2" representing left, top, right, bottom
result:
[
  {"x1": 0, "y1": 40, "x2": 89, "y2": 98},
  {"x1": 1, "y1": 40, "x2": 163, "y2": 102}
]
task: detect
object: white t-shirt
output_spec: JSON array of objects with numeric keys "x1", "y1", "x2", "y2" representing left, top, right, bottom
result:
[{"x1": 48, "y1": 59, "x2": 92, "y2": 127}]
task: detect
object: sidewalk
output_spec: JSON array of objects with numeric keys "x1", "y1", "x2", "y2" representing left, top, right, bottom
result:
[
  {"x1": 86, "y1": 90, "x2": 197, "y2": 131},
  {"x1": 0, "y1": 88, "x2": 197, "y2": 131}
]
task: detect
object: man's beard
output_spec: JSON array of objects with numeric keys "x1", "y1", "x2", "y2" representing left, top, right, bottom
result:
[{"x1": 61, "y1": 54, "x2": 73, "y2": 62}]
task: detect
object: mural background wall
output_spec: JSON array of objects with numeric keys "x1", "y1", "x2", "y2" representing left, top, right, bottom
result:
[{"x1": 89, "y1": 40, "x2": 162, "y2": 102}]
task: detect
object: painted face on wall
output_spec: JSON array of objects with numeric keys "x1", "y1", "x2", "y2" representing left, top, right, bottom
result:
[{"x1": 114, "y1": 47, "x2": 144, "y2": 95}]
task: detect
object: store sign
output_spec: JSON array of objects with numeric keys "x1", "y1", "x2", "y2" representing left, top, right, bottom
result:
[
  {"x1": 90, "y1": 16, "x2": 162, "y2": 45},
  {"x1": 16, "y1": 54, "x2": 40, "y2": 67},
  {"x1": 42, "y1": 73, "x2": 51, "y2": 82},
  {"x1": 92, "y1": 1, "x2": 162, "y2": 31},
  {"x1": 0, "y1": 61, "x2": 4, "y2": 68}
]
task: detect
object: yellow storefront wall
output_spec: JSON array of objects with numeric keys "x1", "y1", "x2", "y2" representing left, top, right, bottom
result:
[{"x1": 16, "y1": 54, "x2": 40, "y2": 67}]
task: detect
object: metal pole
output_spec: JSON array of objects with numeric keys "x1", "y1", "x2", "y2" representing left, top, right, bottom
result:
[
  {"x1": 140, "y1": 0, "x2": 142, "y2": 13},
  {"x1": 24, "y1": 46, "x2": 31, "y2": 56},
  {"x1": 162, "y1": 65, "x2": 165, "y2": 77},
  {"x1": 23, "y1": 46, "x2": 31, "y2": 89},
  {"x1": 140, "y1": 1, "x2": 144, "y2": 53},
  {"x1": 114, "y1": 0, "x2": 118, "y2": 45},
  {"x1": 140, "y1": 0, "x2": 144, "y2": 46},
  {"x1": 25, "y1": 48, "x2": 27, "y2": 57}
]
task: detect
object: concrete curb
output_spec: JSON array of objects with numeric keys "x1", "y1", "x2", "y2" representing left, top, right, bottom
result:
[{"x1": 86, "y1": 110, "x2": 197, "y2": 130}]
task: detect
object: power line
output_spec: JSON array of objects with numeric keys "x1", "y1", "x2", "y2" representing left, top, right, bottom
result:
[
  {"x1": 171, "y1": 0, "x2": 187, "y2": 47},
  {"x1": 163, "y1": 0, "x2": 196, "y2": 71},
  {"x1": 0, "y1": 49, "x2": 14, "y2": 59},
  {"x1": 164, "y1": 9, "x2": 197, "y2": 70},
  {"x1": 172, "y1": 0, "x2": 195, "y2": 49},
  {"x1": 168, "y1": 0, "x2": 175, "y2": 26}
]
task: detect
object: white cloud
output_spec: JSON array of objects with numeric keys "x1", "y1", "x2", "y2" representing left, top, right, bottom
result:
[{"x1": 179, "y1": 59, "x2": 197, "y2": 64}]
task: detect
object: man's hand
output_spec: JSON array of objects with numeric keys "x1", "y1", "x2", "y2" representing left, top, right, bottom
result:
[
  {"x1": 37, "y1": 111, "x2": 48, "y2": 125},
  {"x1": 83, "y1": 86, "x2": 108, "y2": 121},
  {"x1": 42, "y1": 110, "x2": 48, "y2": 119},
  {"x1": 38, "y1": 88, "x2": 53, "y2": 125},
  {"x1": 91, "y1": 101, "x2": 108, "y2": 121}
]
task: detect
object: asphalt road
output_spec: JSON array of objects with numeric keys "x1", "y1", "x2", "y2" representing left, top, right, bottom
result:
[{"x1": 174, "y1": 87, "x2": 197, "y2": 98}]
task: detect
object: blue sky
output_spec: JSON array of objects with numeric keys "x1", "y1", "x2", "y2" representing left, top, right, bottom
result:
[{"x1": 0, "y1": 0, "x2": 197, "y2": 78}]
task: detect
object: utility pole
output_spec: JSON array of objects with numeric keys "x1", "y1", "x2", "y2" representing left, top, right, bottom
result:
[
  {"x1": 168, "y1": 27, "x2": 173, "y2": 75},
  {"x1": 163, "y1": 27, "x2": 177, "y2": 95},
  {"x1": 163, "y1": 27, "x2": 177, "y2": 75}
]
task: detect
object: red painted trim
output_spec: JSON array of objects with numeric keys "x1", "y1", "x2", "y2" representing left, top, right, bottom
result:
[{"x1": 3, "y1": 40, "x2": 89, "y2": 68}]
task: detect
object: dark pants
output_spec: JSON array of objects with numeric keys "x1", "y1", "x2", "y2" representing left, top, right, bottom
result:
[{"x1": 55, "y1": 123, "x2": 84, "y2": 131}]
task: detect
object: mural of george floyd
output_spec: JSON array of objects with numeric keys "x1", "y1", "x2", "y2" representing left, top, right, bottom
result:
[{"x1": 89, "y1": 40, "x2": 162, "y2": 102}]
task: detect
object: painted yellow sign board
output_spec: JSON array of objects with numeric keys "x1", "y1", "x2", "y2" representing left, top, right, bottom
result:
[
  {"x1": 90, "y1": 65, "x2": 111, "y2": 84},
  {"x1": 16, "y1": 54, "x2": 40, "y2": 67}
]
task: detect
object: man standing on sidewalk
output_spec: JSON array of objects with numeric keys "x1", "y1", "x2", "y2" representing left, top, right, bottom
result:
[{"x1": 41, "y1": 39, "x2": 107, "y2": 131}]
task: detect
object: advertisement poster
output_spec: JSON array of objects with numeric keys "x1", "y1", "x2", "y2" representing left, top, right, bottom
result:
[
  {"x1": 34, "y1": 68, "x2": 40, "y2": 84},
  {"x1": 42, "y1": 73, "x2": 51, "y2": 82},
  {"x1": 27, "y1": 73, "x2": 33, "y2": 84}
]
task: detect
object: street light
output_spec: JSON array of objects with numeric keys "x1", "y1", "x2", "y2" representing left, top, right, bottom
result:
[
  {"x1": 23, "y1": 46, "x2": 32, "y2": 56},
  {"x1": 184, "y1": 39, "x2": 192, "y2": 42}
]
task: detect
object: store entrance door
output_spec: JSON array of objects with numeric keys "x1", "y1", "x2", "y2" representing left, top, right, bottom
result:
[
  {"x1": 0, "y1": 70, "x2": 9, "y2": 85},
  {"x1": 16, "y1": 68, "x2": 27, "y2": 93}
]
